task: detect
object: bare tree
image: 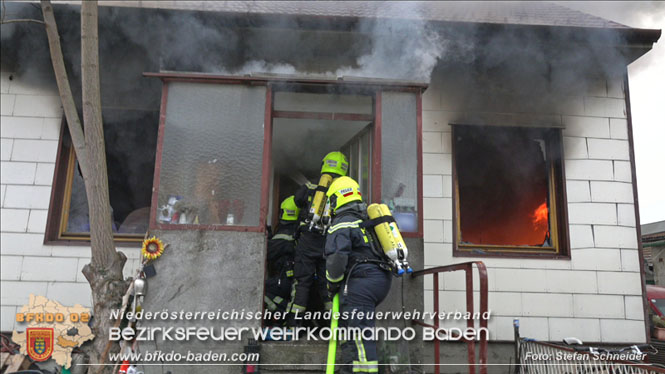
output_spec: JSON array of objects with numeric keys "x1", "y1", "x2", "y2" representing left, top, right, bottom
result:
[{"x1": 3, "y1": 1, "x2": 129, "y2": 372}]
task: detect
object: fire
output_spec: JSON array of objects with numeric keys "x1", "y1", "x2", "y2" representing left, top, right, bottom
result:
[{"x1": 532, "y1": 202, "x2": 548, "y2": 228}]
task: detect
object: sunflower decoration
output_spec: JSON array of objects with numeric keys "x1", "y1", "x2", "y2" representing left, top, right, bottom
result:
[{"x1": 141, "y1": 236, "x2": 165, "y2": 261}]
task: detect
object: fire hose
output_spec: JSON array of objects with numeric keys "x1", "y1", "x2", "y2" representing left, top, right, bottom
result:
[{"x1": 326, "y1": 293, "x2": 340, "y2": 374}]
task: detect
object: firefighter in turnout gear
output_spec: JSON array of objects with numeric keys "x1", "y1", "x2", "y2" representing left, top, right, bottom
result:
[
  {"x1": 286, "y1": 152, "x2": 349, "y2": 325},
  {"x1": 264, "y1": 196, "x2": 299, "y2": 318},
  {"x1": 325, "y1": 176, "x2": 392, "y2": 374}
]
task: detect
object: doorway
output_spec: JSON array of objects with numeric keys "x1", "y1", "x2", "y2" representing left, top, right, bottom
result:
[{"x1": 264, "y1": 89, "x2": 374, "y2": 324}]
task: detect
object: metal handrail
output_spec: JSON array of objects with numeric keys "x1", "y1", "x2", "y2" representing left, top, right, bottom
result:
[{"x1": 411, "y1": 261, "x2": 489, "y2": 374}]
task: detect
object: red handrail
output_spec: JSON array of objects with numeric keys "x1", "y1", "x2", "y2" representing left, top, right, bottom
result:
[{"x1": 411, "y1": 261, "x2": 489, "y2": 374}]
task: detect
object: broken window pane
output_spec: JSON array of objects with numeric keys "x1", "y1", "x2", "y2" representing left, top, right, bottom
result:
[
  {"x1": 381, "y1": 91, "x2": 418, "y2": 232},
  {"x1": 65, "y1": 109, "x2": 158, "y2": 235},
  {"x1": 157, "y1": 82, "x2": 266, "y2": 226},
  {"x1": 455, "y1": 125, "x2": 551, "y2": 246}
]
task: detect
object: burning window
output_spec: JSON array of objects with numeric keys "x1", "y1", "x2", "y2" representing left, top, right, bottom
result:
[{"x1": 453, "y1": 125, "x2": 568, "y2": 256}]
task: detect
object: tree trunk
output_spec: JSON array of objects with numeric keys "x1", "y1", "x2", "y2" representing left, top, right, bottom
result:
[
  {"x1": 40, "y1": 0, "x2": 88, "y2": 177},
  {"x1": 41, "y1": 1, "x2": 128, "y2": 372}
]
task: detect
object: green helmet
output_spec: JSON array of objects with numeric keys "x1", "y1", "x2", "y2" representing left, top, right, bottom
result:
[
  {"x1": 326, "y1": 176, "x2": 362, "y2": 213},
  {"x1": 280, "y1": 196, "x2": 300, "y2": 221},
  {"x1": 321, "y1": 151, "x2": 349, "y2": 177}
]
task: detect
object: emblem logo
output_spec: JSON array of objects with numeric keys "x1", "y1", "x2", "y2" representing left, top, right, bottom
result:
[{"x1": 27, "y1": 327, "x2": 54, "y2": 362}]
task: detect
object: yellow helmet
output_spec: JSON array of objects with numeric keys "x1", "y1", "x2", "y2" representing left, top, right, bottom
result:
[
  {"x1": 321, "y1": 151, "x2": 349, "y2": 176},
  {"x1": 326, "y1": 176, "x2": 362, "y2": 213},
  {"x1": 280, "y1": 196, "x2": 300, "y2": 221}
]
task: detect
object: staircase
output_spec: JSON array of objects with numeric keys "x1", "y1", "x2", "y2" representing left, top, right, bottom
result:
[{"x1": 259, "y1": 341, "x2": 329, "y2": 373}]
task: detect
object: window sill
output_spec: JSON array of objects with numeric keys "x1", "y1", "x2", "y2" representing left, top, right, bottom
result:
[
  {"x1": 453, "y1": 247, "x2": 570, "y2": 260},
  {"x1": 44, "y1": 237, "x2": 143, "y2": 248}
]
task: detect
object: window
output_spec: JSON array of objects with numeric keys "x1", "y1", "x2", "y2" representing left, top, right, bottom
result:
[
  {"x1": 46, "y1": 76, "x2": 426, "y2": 241},
  {"x1": 46, "y1": 109, "x2": 159, "y2": 243},
  {"x1": 452, "y1": 125, "x2": 569, "y2": 257},
  {"x1": 381, "y1": 91, "x2": 419, "y2": 233},
  {"x1": 270, "y1": 90, "x2": 374, "y2": 228},
  {"x1": 146, "y1": 73, "x2": 424, "y2": 236},
  {"x1": 154, "y1": 82, "x2": 267, "y2": 229}
]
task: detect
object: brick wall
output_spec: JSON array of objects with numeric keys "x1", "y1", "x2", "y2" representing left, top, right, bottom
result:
[
  {"x1": 421, "y1": 71, "x2": 644, "y2": 343},
  {"x1": 0, "y1": 69, "x2": 140, "y2": 332}
]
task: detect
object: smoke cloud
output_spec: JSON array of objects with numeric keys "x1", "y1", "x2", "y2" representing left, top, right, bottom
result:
[{"x1": 1, "y1": 1, "x2": 637, "y2": 102}]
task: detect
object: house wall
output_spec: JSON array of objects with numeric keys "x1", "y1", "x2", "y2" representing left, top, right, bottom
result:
[
  {"x1": 0, "y1": 68, "x2": 143, "y2": 332},
  {"x1": 1, "y1": 60, "x2": 645, "y2": 343},
  {"x1": 421, "y1": 69, "x2": 644, "y2": 343}
]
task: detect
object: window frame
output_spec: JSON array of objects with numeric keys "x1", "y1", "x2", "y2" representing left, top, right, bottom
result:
[
  {"x1": 148, "y1": 74, "x2": 426, "y2": 237},
  {"x1": 148, "y1": 79, "x2": 272, "y2": 232},
  {"x1": 45, "y1": 73, "x2": 426, "y2": 241},
  {"x1": 451, "y1": 124, "x2": 571, "y2": 259},
  {"x1": 44, "y1": 123, "x2": 151, "y2": 244}
]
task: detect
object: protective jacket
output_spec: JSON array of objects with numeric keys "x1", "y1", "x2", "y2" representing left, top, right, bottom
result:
[
  {"x1": 266, "y1": 222, "x2": 297, "y2": 275},
  {"x1": 324, "y1": 208, "x2": 385, "y2": 283},
  {"x1": 324, "y1": 206, "x2": 391, "y2": 374},
  {"x1": 264, "y1": 222, "x2": 297, "y2": 313}
]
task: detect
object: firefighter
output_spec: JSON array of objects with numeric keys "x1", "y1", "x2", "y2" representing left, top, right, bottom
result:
[
  {"x1": 264, "y1": 196, "x2": 299, "y2": 318},
  {"x1": 286, "y1": 151, "x2": 349, "y2": 325},
  {"x1": 325, "y1": 176, "x2": 392, "y2": 374}
]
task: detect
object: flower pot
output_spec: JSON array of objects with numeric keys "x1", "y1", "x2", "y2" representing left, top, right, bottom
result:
[{"x1": 653, "y1": 327, "x2": 665, "y2": 340}]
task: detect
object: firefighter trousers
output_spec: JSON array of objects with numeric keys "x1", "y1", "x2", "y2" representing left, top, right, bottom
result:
[
  {"x1": 287, "y1": 249, "x2": 330, "y2": 318},
  {"x1": 339, "y1": 263, "x2": 392, "y2": 374}
]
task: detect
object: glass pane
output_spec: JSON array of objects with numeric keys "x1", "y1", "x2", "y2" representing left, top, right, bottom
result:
[
  {"x1": 350, "y1": 141, "x2": 359, "y2": 182},
  {"x1": 157, "y1": 82, "x2": 266, "y2": 226},
  {"x1": 360, "y1": 130, "x2": 371, "y2": 200},
  {"x1": 381, "y1": 92, "x2": 418, "y2": 232},
  {"x1": 455, "y1": 126, "x2": 551, "y2": 246},
  {"x1": 65, "y1": 109, "x2": 158, "y2": 235},
  {"x1": 274, "y1": 92, "x2": 372, "y2": 114}
]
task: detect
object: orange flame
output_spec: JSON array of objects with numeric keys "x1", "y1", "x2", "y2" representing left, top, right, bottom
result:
[{"x1": 532, "y1": 202, "x2": 548, "y2": 228}]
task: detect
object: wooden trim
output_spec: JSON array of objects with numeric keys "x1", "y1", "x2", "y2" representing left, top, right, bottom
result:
[
  {"x1": 270, "y1": 174, "x2": 281, "y2": 230},
  {"x1": 452, "y1": 125, "x2": 459, "y2": 254},
  {"x1": 45, "y1": 121, "x2": 147, "y2": 244},
  {"x1": 259, "y1": 86, "x2": 273, "y2": 233},
  {"x1": 44, "y1": 119, "x2": 69, "y2": 243},
  {"x1": 371, "y1": 92, "x2": 382, "y2": 204},
  {"x1": 272, "y1": 110, "x2": 373, "y2": 122},
  {"x1": 452, "y1": 125, "x2": 569, "y2": 259},
  {"x1": 144, "y1": 71, "x2": 429, "y2": 90},
  {"x1": 458, "y1": 244, "x2": 558, "y2": 252},
  {"x1": 625, "y1": 71, "x2": 651, "y2": 343},
  {"x1": 416, "y1": 90, "x2": 424, "y2": 238},
  {"x1": 58, "y1": 147, "x2": 77, "y2": 236},
  {"x1": 148, "y1": 82, "x2": 169, "y2": 231},
  {"x1": 553, "y1": 128, "x2": 571, "y2": 258}
]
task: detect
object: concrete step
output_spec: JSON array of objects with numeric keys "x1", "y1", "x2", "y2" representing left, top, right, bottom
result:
[{"x1": 259, "y1": 341, "x2": 329, "y2": 372}]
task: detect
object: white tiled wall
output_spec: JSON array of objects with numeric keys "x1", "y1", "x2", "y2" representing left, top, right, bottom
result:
[
  {"x1": 0, "y1": 70, "x2": 141, "y2": 332},
  {"x1": 421, "y1": 73, "x2": 645, "y2": 343},
  {"x1": 1, "y1": 67, "x2": 646, "y2": 343}
]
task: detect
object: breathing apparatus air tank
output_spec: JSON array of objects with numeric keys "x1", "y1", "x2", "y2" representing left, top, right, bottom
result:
[
  {"x1": 321, "y1": 199, "x2": 333, "y2": 231},
  {"x1": 367, "y1": 203, "x2": 412, "y2": 275},
  {"x1": 308, "y1": 174, "x2": 334, "y2": 230}
]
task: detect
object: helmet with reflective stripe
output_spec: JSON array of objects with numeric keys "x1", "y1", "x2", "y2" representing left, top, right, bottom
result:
[
  {"x1": 321, "y1": 151, "x2": 349, "y2": 177},
  {"x1": 326, "y1": 176, "x2": 362, "y2": 213},
  {"x1": 280, "y1": 195, "x2": 300, "y2": 221}
]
